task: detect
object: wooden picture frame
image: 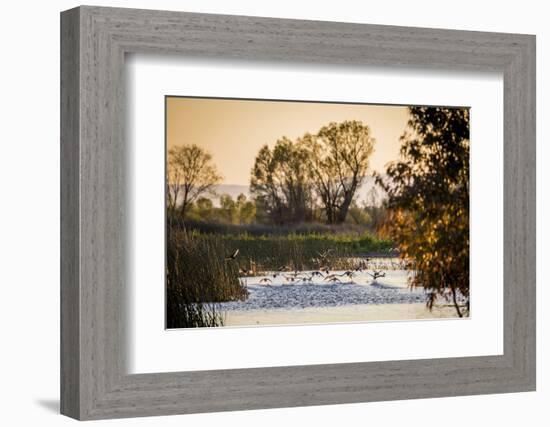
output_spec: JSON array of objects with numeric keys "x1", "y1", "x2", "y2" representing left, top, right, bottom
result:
[{"x1": 60, "y1": 5, "x2": 536, "y2": 420}]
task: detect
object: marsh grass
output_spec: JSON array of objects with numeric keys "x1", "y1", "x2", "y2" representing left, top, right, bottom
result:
[
  {"x1": 189, "y1": 230, "x2": 392, "y2": 272},
  {"x1": 166, "y1": 230, "x2": 248, "y2": 328},
  {"x1": 179, "y1": 218, "x2": 378, "y2": 237}
]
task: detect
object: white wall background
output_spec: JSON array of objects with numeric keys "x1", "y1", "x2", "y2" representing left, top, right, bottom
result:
[{"x1": 0, "y1": 1, "x2": 546, "y2": 425}]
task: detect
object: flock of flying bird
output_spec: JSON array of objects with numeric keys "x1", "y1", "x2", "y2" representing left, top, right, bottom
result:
[
  {"x1": 225, "y1": 248, "x2": 389, "y2": 286},
  {"x1": 254, "y1": 268, "x2": 387, "y2": 286}
]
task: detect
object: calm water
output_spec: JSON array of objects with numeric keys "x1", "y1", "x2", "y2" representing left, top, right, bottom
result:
[{"x1": 219, "y1": 269, "x2": 428, "y2": 312}]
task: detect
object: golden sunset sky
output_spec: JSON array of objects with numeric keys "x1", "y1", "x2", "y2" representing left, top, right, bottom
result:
[{"x1": 166, "y1": 97, "x2": 410, "y2": 186}]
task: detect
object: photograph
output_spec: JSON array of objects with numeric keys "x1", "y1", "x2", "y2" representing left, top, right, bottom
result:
[{"x1": 165, "y1": 96, "x2": 470, "y2": 329}]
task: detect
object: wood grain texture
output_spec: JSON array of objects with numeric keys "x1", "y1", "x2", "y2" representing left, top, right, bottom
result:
[
  {"x1": 60, "y1": 7, "x2": 80, "y2": 419},
  {"x1": 60, "y1": 5, "x2": 536, "y2": 420}
]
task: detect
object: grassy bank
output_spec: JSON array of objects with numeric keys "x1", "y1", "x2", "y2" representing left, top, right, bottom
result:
[
  {"x1": 220, "y1": 232, "x2": 391, "y2": 271},
  {"x1": 177, "y1": 218, "x2": 381, "y2": 237},
  {"x1": 178, "y1": 229, "x2": 392, "y2": 272}
]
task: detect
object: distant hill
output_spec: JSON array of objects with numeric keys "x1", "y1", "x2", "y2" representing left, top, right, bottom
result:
[{"x1": 205, "y1": 177, "x2": 386, "y2": 207}]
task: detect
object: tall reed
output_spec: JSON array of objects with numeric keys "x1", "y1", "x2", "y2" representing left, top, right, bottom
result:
[
  {"x1": 216, "y1": 233, "x2": 390, "y2": 271},
  {"x1": 166, "y1": 229, "x2": 248, "y2": 328}
]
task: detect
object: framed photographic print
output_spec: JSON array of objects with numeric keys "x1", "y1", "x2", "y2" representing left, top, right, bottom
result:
[{"x1": 61, "y1": 5, "x2": 536, "y2": 420}]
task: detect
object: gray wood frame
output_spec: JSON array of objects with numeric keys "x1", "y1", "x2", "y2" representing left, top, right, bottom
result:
[{"x1": 60, "y1": 5, "x2": 536, "y2": 420}]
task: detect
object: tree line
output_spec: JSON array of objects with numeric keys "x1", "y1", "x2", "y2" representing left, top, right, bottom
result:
[{"x1": 167, "y1": 120, "x2": 376, "y2": 226}]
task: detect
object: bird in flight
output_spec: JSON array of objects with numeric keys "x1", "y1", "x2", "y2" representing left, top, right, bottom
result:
[
  {"x1": 299, "y1": 274, "x2": 314, "y2": 283},
  {"x1": 283, "y1": 275, "x2": 297, "y2": 283},
  {"x1": 335, "y1": 270, "x2": 357, "y2": 284},
  {"x1": 339, "y1": 270, "x2": 356, "y2": 279},
  {"x1": 258, "y1": 278, "x2": 272, "y2": 284},
  {"x1": 366, "y1": 270, "x2": 386, "y2": 280},
  {"x1": 318, "y1": 266, "x2": 330, "y2": 274},
  {"x1": 317, "y1": 248, "x2": 334, "y2": 259},
  {"x1": 225, "y1": 249, "x2": 239, "y2": 260}
]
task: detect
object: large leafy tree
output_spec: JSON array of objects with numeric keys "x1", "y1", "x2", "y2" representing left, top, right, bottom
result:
[
  {"x1": 378, "y1": 107, "x2": 470, "y2": 317},
  {"x1": 304, "y1": 120, "x2": 375, "y2": 224},
  {"x1": 167, "y1": 144, "x2": 222, "y2": 219},
  {"x1": 250, "y1": 138, "x2": 314, "y2": 224}
]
